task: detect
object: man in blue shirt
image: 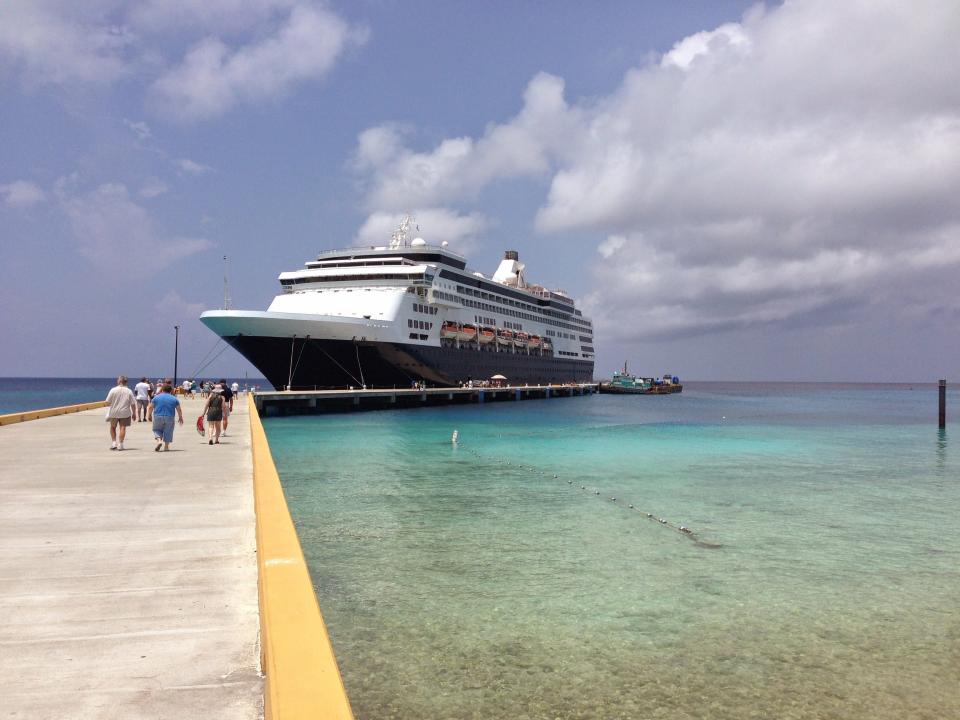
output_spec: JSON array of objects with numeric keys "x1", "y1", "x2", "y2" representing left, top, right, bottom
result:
[{"x1": 148, "y1": 384, "x2": 184, "y2": 452}]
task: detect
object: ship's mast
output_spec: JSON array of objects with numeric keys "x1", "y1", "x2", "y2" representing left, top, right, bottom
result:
[
  {"x1": 223, "y1": 255, "x2": 232, "y2": 310},
  {"x1": 389, "y1": 214, "x2": 414, "y2": 249}
]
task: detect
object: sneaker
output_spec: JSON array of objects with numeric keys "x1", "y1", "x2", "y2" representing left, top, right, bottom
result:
[
  {"x1": 209, "y1": 439, "x2": 213, "y2": 445},
  {"x1": 155, "y1": 440, "x2": 162, "y2": 452},
  {"x1": 110, "y1": 445, "x2": 117, "y2": 451},
  {"x1": 118, "y1": 444, "x2": 124, "y2": 451}
]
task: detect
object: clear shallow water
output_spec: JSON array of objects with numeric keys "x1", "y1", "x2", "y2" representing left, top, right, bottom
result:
[{"x1": 265, "y1": 383, "x2": 960, "y2": 720}]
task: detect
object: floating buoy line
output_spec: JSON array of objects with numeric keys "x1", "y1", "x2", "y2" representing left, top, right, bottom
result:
[{"x1": 452, "y1": 433, "x2": 723, "y2": 549}]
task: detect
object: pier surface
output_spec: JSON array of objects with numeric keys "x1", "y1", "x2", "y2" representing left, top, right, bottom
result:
[
  {"x1": 256, "y1": 382, "x2": 598, "y2": 415},
  {"x1": 0, "y1": 398, "x2": 262, "y2": 719}
]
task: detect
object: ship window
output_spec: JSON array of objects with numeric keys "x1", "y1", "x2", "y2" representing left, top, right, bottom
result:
[{"x1": 409, "y1": 333, "x2": 418, "y2": 339}]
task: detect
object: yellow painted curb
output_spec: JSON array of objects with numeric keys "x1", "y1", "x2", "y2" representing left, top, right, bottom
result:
[
  {"x1": 0, "y1": 400, "x2": 109, "y2": 426},
  {"x1": 248, "y1": 394, "x2": 355, "y2": 720}
]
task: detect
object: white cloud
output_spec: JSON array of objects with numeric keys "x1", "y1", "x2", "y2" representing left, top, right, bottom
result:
[
  {"x1": 59, "y1": 182, "x2": 212, "y2": 270},
  {"x1": 354, "y1": 0, "x2": 960, "y2": 341},
  {"x1": 659, "y1": 22, "x2": 750, "y2": 70},
  {"x1": 1, "y1": 180, "x2": 45, "y2": 208},
  {"x1": 0, "y1": 1, "x2": 132, "y2": 85},
  {"x1": 355, "y1": 209, "x2": 490, "y2": 255},
  {"x1": 139, "y1": 177, "x2": 168, "y2": 198},
  {"x1": 175, "y1": 158, "x2": 213, "y2": 175},
  {"x1": 155, "y1": 290, "x2": 206, "y2": 321},
  {"x1": 354, "y1": 72, "x2": 581, "y2": 211},
  {"x1": 150, "y1": 2, "x2": 366, "y2": 121},
  {"x1": 0, "y1": 2, "x2": 364, "y2": 122},
  {"x1": 597, "y1": 235, "x2": 626, "y2": 259},
  {"x1": 124, "y1": 118, "x2": 153, "y2": 141}
]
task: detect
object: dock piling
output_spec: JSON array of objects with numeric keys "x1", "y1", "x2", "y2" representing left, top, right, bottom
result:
[{"x1": 939, "y1": 379, "x2": 947, "y2": 429}]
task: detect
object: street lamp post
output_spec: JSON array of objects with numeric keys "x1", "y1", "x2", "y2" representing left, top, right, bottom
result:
[{"x1": 174, "y1": 325, "x2": 180, "y2": 387}]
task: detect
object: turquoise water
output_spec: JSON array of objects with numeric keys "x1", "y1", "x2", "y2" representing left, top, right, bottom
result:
[
  {"x1": 0, "y1": 377, "x2": 117, "y2": 413},
  {"x1": 266, "y1": 384, "x2": 959, "y2": 719},
  {"x1": 0, "y1": 377, "x2": 267, "y2": 414}
]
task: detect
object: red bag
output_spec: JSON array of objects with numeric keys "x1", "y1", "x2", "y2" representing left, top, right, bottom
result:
[{"x1": 196, "y1": 415, "x2": 205, "y2": 435}]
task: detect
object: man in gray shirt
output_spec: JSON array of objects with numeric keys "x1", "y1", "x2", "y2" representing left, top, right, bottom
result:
[{"x1": 105, "y1": 375, "x2": 137, "y2": 451}]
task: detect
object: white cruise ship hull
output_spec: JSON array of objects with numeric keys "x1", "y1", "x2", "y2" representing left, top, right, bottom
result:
[{"x1": 200, "y1": 309, "x2": 593, "y2": 389}]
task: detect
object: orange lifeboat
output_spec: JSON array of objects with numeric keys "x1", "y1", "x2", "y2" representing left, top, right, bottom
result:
[
  {"x1": 515, "y1": 331, "x2": 529, "y2": 348},
  {"x1": 497, "y1": 328, "x2": 514, "y2": 346},
  {"x1": 528, "y1": 334, "x2": 542, "y2": 349},
  {"x1": 440, "y1": 321, "x2": 460, "y2": 339},
  {"x1": 479, "y1": 326, "x2": 496, "y2": 344},
  {"x1": 458, "y1": 323, "x2": 478, "y2": 342}
]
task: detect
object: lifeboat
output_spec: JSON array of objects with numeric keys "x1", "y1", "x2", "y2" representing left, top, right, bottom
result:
[
  {"x1": 541, "y1": 339, "x2": 552, "y2": 352},
  {"x1": 528, "y1": 334, "x2": 542, "y2": 349},
  {"x1": 515, "y1": 331, "x2": 529, "y2": 348},
  {"x1": 440, "y1": 321, "x2": 460, "y2": 339},
  {"x1": 497, "y1": 328, "x2": 514, "y2": 345},
  {"x1": 458, "y1": 323, "x2": 478, "y2": 342},
  {"x1": 478, "y1": 326, "x2": 496, "y2": 344}
]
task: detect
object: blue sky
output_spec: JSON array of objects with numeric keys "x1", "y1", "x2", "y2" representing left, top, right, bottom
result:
[{"x1": 2, "y1": 0, "x2": 958, "y2": 382}]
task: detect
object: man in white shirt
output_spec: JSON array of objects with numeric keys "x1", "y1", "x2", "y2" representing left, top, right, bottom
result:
[
  {"x1": 134, "y1": 377, "x2": 151, "y2": 422},
  {"x1": 105, "y1": 376, "x2": 137, "y2": 451},
  {"x1": 231, "y1": 381, "x2": 240, "y2": 396}
]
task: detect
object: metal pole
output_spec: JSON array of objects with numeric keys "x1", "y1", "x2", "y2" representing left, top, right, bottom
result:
[
  {"x1": 287, "y1": 335, "x2": 297, "y2": 391},
  {"x1": 173, "y1": 325, "x2": 180, "y2": 387},
  {"x1": 939, "y1": 379, "x2": 946, "y2": 429}
]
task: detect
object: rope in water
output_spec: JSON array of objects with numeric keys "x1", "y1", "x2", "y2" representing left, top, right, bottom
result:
[{"x1": 454, "y1": 439, "x2": 723, "y2": 549}]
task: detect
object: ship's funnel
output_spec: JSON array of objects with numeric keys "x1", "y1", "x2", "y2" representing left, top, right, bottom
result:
[{"x1": 493, "y1": 250, "x2": 526, "y2": 287}]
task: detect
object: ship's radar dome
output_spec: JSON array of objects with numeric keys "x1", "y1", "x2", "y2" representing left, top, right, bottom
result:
[{"x1": 411, "y1": 237, "x2": 427, "y2": 247}]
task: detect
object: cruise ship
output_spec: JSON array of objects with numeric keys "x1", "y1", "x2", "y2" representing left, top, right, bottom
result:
[{"x1": 200, "y1": 218, "x2": 595, "y2": 389}]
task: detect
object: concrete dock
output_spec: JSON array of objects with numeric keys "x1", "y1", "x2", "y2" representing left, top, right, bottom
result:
[
  {"x1": 255, "y1": 382, "x2": 598, "y2": 415},
  {"x1": 0, "y1": 398, "x2": 262, "y2": 719}
]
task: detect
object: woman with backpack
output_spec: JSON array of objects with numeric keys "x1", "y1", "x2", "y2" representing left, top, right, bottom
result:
[{"x1": 202, "y1": 385, "x2": 225, "y2": 445}]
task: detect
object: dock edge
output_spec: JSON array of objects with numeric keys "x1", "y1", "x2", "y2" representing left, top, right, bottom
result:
[
  {"x1": 248, "y1": 394, "x2": 355, "y2": 719},
  {"x1": 0, "y1": 400, "x2": 108, "y2": 426}
]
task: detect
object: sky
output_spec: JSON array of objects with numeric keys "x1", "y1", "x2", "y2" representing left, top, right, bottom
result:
[{"x1": 1, "y1": 0, "x2": 958, "y2": 382}]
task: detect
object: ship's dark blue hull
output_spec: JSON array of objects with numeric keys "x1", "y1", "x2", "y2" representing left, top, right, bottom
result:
[{"x1": 223, "y1": 335, "x2": 594, "y2": 389}]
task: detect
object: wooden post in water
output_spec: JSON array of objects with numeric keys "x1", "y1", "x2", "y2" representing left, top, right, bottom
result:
[{"x1": 939, "y1": 379, "x2": 947, "y2": 429}]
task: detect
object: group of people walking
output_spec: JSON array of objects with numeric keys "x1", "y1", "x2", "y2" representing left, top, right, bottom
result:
[{"x1": 104, "y1": 376, "x2": 237, "y2": 451}]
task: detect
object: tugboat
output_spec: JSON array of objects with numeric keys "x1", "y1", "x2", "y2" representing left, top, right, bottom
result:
[{"x1": 599, "y1": 363, "x2": 682, "y2": 395}]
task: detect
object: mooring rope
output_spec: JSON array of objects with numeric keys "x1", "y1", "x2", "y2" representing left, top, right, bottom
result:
[
  {"x1": 192, "y1": 342, "x2": 231, "y2": 379},
  {"x1": 314, "y1": 344, "x2": 363, "y2": 388},
  {"x1": 189, "y1": 338, "x2": 224, "y2": 379},
  {"x1": 454, "y1": 439, "x2": 722, "y2": 549}
]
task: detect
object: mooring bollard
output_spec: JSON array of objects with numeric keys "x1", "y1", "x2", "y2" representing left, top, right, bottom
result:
[{"x1": 939, "y1": 379, "x2": 946, "y2": 429}]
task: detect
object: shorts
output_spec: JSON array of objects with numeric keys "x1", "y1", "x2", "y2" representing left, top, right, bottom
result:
[
  {"x1": 152, "y1": 415, "x2": 175, "y2": 443},
  {"x1": 136, "y1": 399, "x2": 148, "y2": 408},
  {"x1": 109, "y1": 417, "x2": 132, "y2": 428}
]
